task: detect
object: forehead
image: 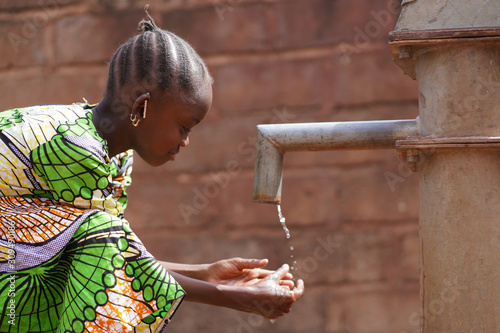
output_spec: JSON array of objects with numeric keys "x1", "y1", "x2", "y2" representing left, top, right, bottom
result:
[
  {"x1": 156, "y1": 81, "x2": 212, "y2": 104},
  {"x1": 157, "y1": 86, "x2": 211, "y2": 122},
  {"x1": 176, "y1": 84, "x2": 212, "y2": 110}
]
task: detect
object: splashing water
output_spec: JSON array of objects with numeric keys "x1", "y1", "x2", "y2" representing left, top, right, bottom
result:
[{"x1": 276, "y1": 205, "x2": 297, "y2": 272}]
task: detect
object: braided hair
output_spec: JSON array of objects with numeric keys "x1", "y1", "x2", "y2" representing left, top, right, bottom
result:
[{"x1": 105, "y1": 7, "x2": 212, "y2": 101}]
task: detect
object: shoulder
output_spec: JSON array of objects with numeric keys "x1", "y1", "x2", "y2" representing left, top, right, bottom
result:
[
  {"x1": 0, "y1": 103, "x2": 103, "y2": 156},
  {"x1": 0, "y1": 103, "x2": 92, "y2": 133},
  {"x1": 1, "y1": 103, "x2": 88, "y2": 119},
  {"x1": 2, "y1": 103, "x2": 110, "y2": 170}
]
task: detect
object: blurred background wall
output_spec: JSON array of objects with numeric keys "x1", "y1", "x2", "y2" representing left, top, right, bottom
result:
[{"x1": 0, "y1": 0, "x2": 421, "y2": 332}]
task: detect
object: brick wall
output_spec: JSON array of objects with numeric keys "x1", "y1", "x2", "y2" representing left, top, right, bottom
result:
[{"x1": 0, "y1": 0, "x2": 421, "y2": 332}]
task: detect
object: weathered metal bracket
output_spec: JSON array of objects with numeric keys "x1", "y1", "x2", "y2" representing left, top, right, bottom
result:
[{"x1": 396, "y1": 137, "x2": 500, "y2": 172}]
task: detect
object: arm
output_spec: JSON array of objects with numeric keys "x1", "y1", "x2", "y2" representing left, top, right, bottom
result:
[
  {"x1": 159, "y1": 261, "x2": 211, "y2": 281},
  {"x1": 166, "y1": 264, "x2": 304, "y2": 319},
  {"x1": 159, "y1": 258, "x2": 294, "y2": 287}
]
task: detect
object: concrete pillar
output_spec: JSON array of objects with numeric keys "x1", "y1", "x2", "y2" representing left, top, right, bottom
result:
[
  {"x1": 390, "y1": 1, "x2": 500, "y2": 331},
  {"x1": 416, "y1": 44, "x2": 500, "y2": 332}
]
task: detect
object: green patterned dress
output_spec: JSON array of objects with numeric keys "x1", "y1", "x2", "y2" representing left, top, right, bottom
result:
[{"x1": 0, "y1": 104, "x2": 185, "y2": 332}]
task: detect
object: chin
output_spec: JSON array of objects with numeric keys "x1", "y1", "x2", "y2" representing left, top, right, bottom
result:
[
  {"x1": 134, "y1": 150, "x2": 174, "y2": 167},
  {"x1": 149, "y1": 158, "x2": 170, "y2": 167},
  {"x1": 138, "y1": 154, "x2": 170, "y2": 167}
]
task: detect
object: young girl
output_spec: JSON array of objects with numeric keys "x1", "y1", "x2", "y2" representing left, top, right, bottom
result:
[{"x1": 0, "y1": 11, "x2": 303, "y2": 333}]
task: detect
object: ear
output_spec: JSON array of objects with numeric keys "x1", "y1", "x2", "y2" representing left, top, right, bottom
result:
[{"x1": 130, "y1": 92, "x2": 151, "y2": 125}]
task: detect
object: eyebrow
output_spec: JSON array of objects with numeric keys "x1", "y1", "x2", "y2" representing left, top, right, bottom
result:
[{"x1": 191, "y1": 116, "x2": 203, "y2": 125}]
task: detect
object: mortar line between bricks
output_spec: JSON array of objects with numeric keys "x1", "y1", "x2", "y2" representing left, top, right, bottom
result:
[
  {"x1": 310, "y1": 281, "x2": 420, "y2": 293},
  {"x1": 0, "y1": 3, "x2": 88, "y2": 20},
  {"x1": 218, "y1": 105, "x2": 321, "y2": 119},
  {"x1": 0, "y1": 63, "x2": 107, "y2": 76},
  {"x1": 203, "y1": 42, "x2": 390, "y2": 66},
  {"x1": 0, "y1": 0, "x2": 284, "y2": 15},
  {"x1": 169, "y1": 162, "x2": 388, "y2": 180},
  {"x1": 135, "y1": 0, "x2": 306, "y2": 14},
  {"x1": 217, "y1": 221, "x2": 418, "y2": 237},
  {"x1": 339, "y1": 222, "x2": 419, "y2": 234},
  {"x1": 336, "y1": 99, "x2": 419, "y2": 111},
  {"x1": 123, "y1": 0, "x2": 278, "y2": 13},
  {"x1": 167, "y1": 159, "x2": 408, "y2": 182}
]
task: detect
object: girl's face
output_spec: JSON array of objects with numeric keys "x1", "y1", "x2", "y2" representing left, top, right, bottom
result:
[{"x1": 133, "y1": 87, "x2": 212, "y2": 166}]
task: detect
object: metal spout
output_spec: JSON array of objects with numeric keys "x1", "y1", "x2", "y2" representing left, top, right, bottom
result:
[{"x1": 252, "y1": 119, "x2": 418, "y2": 204}]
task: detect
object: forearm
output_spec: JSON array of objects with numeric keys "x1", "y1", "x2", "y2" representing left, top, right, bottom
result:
[
  {"x1": 168, "y1": 270, "x2": 248, "y2": 312},
  {"x1": 159, "y1": 261, "x2": 210, "y2": 281}
]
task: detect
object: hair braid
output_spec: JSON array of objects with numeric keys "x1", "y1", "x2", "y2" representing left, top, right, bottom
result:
[
  {"x1": 155, "y1": 31, "x2": 174, "y2": 90},
  {"x1": 117, "y1": 39, "x2": 133, "y2": 88},
  {"x1": 136, "y1": 32, "x2": 153, "y2": 82},
  {"x1": 105, "y1": 50, "x2": 119, "y2": 93},
  {"x1": 105, "y1": 6, "x2": 213, "y2": 101},
  {"x1": 170, "y1": 35, "x2": 191, "y2": 90},
  {"x1": 137, "y1": 5, "x2": 157, "y2": 32}
]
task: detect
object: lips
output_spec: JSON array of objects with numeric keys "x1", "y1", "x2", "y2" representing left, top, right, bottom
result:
[{"x1": 168, "y1": 151, "x2": 178, "y2": 161}]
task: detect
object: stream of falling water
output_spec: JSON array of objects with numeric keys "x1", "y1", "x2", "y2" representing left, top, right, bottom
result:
[
  {"x1": 270, "y1": 205, "x2": 297, "y2": 325},
  {"x1": 277, "y1": 204, "x2": 297, "y2": 272}
]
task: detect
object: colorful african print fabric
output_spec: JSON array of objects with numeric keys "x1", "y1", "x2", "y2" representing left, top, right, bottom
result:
[{"x1": 0, "y1": 104, "x2": 185, "y2": 332}]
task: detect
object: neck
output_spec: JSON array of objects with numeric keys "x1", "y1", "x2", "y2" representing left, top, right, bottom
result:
[{"x1": 92, "y1": 97, "x2": 131, "y2": 157}]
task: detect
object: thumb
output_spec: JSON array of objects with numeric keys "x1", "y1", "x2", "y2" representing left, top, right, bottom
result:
[{"x1": 234, "y1": 258, "x2": 269, "y2": 270}]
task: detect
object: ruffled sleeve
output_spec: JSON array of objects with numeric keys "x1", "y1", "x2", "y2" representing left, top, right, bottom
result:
[{"x1": 109, "y1": 150, "x2": 133, "y2": 215}]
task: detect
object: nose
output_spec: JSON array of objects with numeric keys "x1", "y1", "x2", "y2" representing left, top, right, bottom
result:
[{"x1": 180, "y1": 135, "x2": 189, "y2": 147}]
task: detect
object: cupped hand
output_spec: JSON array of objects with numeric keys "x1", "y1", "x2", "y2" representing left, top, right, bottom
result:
[
  {"x1": 206, "y1": 257, "x2": 294, "y2": 288},
  {"x1": 235, "y1": 263, "x2": 305, "y2": 319}
]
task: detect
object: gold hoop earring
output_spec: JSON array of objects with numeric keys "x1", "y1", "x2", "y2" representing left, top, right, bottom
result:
[{"x1": 130, "y1": 113, "x2": 140, "y2": 127}]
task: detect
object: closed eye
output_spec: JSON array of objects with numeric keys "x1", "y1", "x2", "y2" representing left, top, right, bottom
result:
[{"x1": 183, "y1": 126, "x2": 191, "y2": 134}]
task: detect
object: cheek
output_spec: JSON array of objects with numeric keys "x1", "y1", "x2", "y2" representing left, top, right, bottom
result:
[{"x1": 157, "y1": 127, "x2": 181, "y2": 150}]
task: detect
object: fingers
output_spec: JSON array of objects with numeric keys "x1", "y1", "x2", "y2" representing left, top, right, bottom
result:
[
  {"x1": 267, "y1": 263, "x2": 290, "y2": 282},
  {"x1": 282, "y1": 278, "x2": 304, "y2": 301},
  {"x1": 234, "y1": 259, "x2": 294, "y2": 280},
  {"x1": 250, "y1": 276, "x2": 305, "y2": 320},
  {"x1": 268, "y1": 279, "x2": 305, "y2": 319},
  {"x1": 234, "y1": 258, "x2": 269, "y2": 270},
  {"x1": 264, "y1": 264, "x2": 290, "y2": 285},
  {"x1": 279, "y1": 280, "x2": 295, "y2": 289},
  {"x1": 245, "y1": 264, "x2": 293, "y2": 281},
  {"x1": 291, "y1": 279, "x2": 305, "y2": 300},
  {"x1": 248, "y1": 268, "x2": 273, "y2": 279},
  {"x1": 247, "y1": 268, "x2": 294, "y2": 283}
]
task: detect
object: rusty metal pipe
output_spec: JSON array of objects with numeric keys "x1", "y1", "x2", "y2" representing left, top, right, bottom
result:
[{"x1": 252, "y1": 119, "x2": 418, "y2": 204}]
